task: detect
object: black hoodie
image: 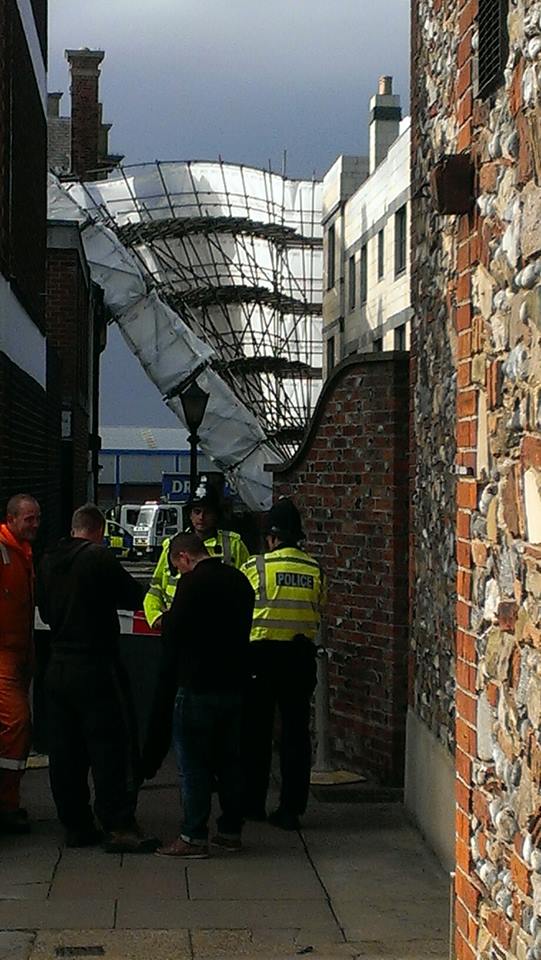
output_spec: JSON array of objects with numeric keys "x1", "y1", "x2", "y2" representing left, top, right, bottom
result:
[{"x1": 38, "y1": 538, "x2": 143, "y2": 659}]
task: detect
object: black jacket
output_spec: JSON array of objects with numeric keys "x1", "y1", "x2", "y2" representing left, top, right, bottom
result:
[
  {"x1": 163, "y1": 556, "x2": 255, "y2": 693},
  {"x1": 38, "y1": 538, "x2": 143, "y2": 659},
  {"x1": 141, "y1": 557, "x2": 254, "y2": 780}
]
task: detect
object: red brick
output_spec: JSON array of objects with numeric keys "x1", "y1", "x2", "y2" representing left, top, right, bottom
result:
[
  {"x1": 457, "y1": 568, "x2": 472, "y2": 601},
  {"x1": 456, "y1": 63, "x2": 472, "y2": 99},
  {"x1": 457, "y1": 510, "x2": 471, "y2": 539},
  {"x1": 498, "y1": 601, "x2": 518, "y2": 631},
  {"x1": 457, "y1": 808, "x2": 470, "y2": 843},
  {"x1": 457, "y1": 32, "x2": 472, "y2": 68},
  {"x1": 456, "y1": 929, "x2": 476, "y2": 960},
  {"x1": 457, "y1": 599, "x2": 471, "y2": 629},
  {"x1": 457, "y1": 539, "x2": 472, "y2": 569},
  {"x1": 509, "y1": 60, "x2": 524, "y2": 116},
  {"x1": 456, "y1": 868, "x2": 480, "y2": 915},
  {"x1": 457, "y1": 480, "x2": 477, "y2": 509},
  {"x1": 456, "y1": 304, "x2": 472, "y2": 331},
  {"x1": 457, "y1": 630, "x2": 476, "y2": 663},
  {"x1": 456, "y1": 716, "x2": 477, "y2": 755},
  {"x1": 457, "y1": 331, "x2": 472, "y2": 360},
  {"x1": 458, "y1": 121, "x2": 473, "y2": 151},
  {"x1": 456, "y1": 747, "x2": 472, "y2": 782},
  {"x1": 457, "y1": 689, "x2": 477, "y2": 727},
  {"x1": 459, "y1": 362, "x2": 474, "y2": 389},
  {"x1": 457, "y1": 89, "x2": 473, "y2": 127},
  {"x1": 457, "y1": 273, "x2": 472, "y2": 304},
  {"x1": 511, "y1": 851, "x2": 531, "y2": 896},
  {"x1": 456, "y1": 835, "x2": 471, "y2": 873},
  {"x1": 486, "y1": 681, "x2": 499, "y2": 707},
  {"x1": 458, "y1": 0, "x2": 478, "y2": 33},
  {"x1": 479, "y1": 161, "x2": 500, "y2": 193},
  {"x1": 522, "y1": 435, "x2": 541, "y2": 470},
  {"x1": 456, "y1": 657, "x2": 477, "y2": 693}
]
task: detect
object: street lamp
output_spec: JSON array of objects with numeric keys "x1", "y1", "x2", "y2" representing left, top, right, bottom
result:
[{"x1": 179, "y1": 380, "x2": 210, "y2": 499}]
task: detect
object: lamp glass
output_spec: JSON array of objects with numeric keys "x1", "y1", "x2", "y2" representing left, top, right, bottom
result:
[{"x1": 180, "y1": 381, "x2": 210, "y2": 434}]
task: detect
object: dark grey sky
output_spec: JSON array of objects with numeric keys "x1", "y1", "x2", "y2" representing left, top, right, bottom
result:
[{"x1": 48, "y1": 0, "x2": 410, "y2": 426}]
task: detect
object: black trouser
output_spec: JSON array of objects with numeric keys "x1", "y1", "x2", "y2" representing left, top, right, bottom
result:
[
  {"x1": 45, "y1": 657, "x2": 139, "y2": 832},
  {"x1": 242, "y1": 640, "x2": 317, "y2": 817}
]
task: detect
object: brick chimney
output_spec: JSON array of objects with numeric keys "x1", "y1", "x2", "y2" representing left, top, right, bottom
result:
[
  {"x1": 369, "y1": 76, "x2": 402, "y2": 174},
  {"x1": 65, "y1": 48, "x2": 104, "y2": 180}
]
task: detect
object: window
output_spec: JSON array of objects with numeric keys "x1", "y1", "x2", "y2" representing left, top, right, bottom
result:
[
  {"x1": 378, "y1": 229, "x2": 385, "y2": 279},
  {"x1": 326, "y1": 335, "x2": 335, "y2": 372},
  {"x1": 478, "y1": 0, "x2": 509, "y2": 100},
  {"x1": 348, "y1": 255, "x2": 356, "y2": 310},
  {"x1": 360, "y1": 244, "x2": 368, "y2": 305},
  {"x1": 395, "y1": 206, "x2": 407, "y2": 276},
  {"x1": 373, "y1": 337, "x2": 383, "y2": 352},
  {"x1": 394, "y1": 324, "x2": 406, "y2": 351},
  {"x1": 327, "y1": 224, "x2": 336, "y2": 290}
]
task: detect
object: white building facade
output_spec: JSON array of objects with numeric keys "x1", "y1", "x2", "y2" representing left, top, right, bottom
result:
[{"x1": 322, "y1": 77, "x2": 412, "y2": 373}]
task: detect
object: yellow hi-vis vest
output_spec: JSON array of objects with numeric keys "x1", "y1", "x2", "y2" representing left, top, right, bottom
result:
[
  {"x1": 241, "y1": 547, "x2": 325, "y2": 643},
  {"x1": 143, "y1": 530, "x2": 250, "y2": 627}
]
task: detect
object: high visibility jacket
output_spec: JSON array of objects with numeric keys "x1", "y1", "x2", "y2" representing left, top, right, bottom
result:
[
  {"x1": 143, "y1": 529, "x2": 250, "y2": 627},
  {"x1": 0, "y1": 524, "x2": 34, "y2": 787},
  {"x1": 0, "y1": 524, "x2": 34, "y2": 658},
  {"x1": 241, "y1": 547, "x2": 326, "y2": 643}
]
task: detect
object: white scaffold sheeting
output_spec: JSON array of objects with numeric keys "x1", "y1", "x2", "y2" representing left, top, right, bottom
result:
[
  {"x1": 48, "y1": 174, "x2": 276, "y2": 510},
  {"x1": 63, "y1": 161, "x2": 323, "y2": 453}
]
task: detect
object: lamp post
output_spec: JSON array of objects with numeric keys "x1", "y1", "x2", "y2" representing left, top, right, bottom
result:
[{"x1": 179, "y1": 380, "x2": 210, "y2": 499}]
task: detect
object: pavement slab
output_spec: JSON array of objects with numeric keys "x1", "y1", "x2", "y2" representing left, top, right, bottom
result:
[
  {"x1": 11, "y1": 758, "x2": 450, "y2": 959},
  {"x1": 115, "y1": 897, "x2": 339, "y2": 933},
  {"x1": 0, "y1": 933, "x2": 35, "y2": 960},
  {"x1": 0, "y1": 901, "x2": 115, "y2": 931},
  {"x1": 30, "y1": 931, "x2": 191, "y2": 960}
]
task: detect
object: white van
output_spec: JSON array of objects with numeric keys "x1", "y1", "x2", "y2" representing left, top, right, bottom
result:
[
  {"x1": 133, "y1": 502, "x2": 185, "y2": 559},
  {"x1": 119, "y1": 503, "x2": 144, "y2": 537}
]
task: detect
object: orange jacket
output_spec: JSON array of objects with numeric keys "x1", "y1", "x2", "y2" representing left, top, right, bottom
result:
[{"x1": 0, "y1": 524, "x2": 34, "y2": 658}]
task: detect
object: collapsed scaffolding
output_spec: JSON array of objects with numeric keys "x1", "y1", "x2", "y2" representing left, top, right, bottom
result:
[
  {"x1": 71, "y1": 161, "x2": 323, "y2": 455},
  {"x1": 49, "y1": 161, "x2": 323, "y2": 509}
]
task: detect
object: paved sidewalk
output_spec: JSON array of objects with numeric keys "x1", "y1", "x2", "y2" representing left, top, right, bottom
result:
[{"x1": 0, "y1": 758, "x2": 450, "y2": 960}]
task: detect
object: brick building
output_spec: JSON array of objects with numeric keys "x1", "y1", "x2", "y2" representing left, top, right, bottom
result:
[
  {"x1": 411, "y1": 0, "x2": 541, "y2": 956},
  {"x1": 46, "y1": 49, "x2": 117, "y2": 532},
  {"x1": 0, "y1": 1, "x2": 58, "y2": 538},
  {"x1": 48, "y1": 49, "x2": 122, "y2": 179},
  {"x1": 273, "y1": 353, "x2": 410, "y2": 783}
]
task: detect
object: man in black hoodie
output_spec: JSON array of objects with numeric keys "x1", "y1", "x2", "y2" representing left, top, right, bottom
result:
[
  {"x1": 38, "y1": 503, "x2": 156, "y2": 852},
  {"x1": 153, "y1": 532, "x2": 255, "y2": 859}
]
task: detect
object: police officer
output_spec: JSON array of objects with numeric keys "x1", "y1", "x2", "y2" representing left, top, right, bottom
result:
[
  {"x1": 241, "y1": 499, "x2": 326, "y2": 831},
  {"x1": 143, "y1": 483, "x2": 250, "y2": 629}
]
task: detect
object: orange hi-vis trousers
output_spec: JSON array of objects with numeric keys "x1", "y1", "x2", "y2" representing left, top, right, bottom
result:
[{"x1": 0, "y1": 652, "x2": 32, "y2": 812}]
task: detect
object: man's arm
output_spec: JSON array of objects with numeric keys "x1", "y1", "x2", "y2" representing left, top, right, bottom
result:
[
  {"x1": 102, "y1": 550, "x2": 143, "y2": 611},
  {"x1": 143, "y1": 541, "x2": 169, "y2": 627},
  {"x1": 35, "y1": 557, "x2": 50, "y2": 624}
]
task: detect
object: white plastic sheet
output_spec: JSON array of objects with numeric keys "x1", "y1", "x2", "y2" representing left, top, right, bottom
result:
[{"x1": 48, "y1": 173, "x2": 277, "y2": 510}]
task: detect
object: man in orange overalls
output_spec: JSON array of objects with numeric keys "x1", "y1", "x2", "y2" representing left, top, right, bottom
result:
[{"x1": 0, "y1": 494, "x2": 41, "y2": 833}]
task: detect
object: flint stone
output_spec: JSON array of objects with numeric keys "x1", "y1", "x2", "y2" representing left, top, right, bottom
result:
[{"x1": 522, "y1": 185, "x2": 541, "y2": 260}]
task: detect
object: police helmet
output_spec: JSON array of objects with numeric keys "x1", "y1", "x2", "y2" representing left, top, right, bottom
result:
[
  {"x1": 187, "y1": 477, "x2": 221, "y2": 517},
  {"x1": 264, "y1": 498, "x2": 305, "y2": 543}
]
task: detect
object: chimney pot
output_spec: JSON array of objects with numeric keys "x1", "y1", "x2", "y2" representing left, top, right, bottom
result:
[{"x1": 368, "y1": 76, "x2": 401, "y2": 174}]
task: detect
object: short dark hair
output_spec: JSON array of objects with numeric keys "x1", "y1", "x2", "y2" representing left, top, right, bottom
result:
[
  {"x1": 6, "y1": 494, "x2": 39, "y2": 518},
  {"x1": 71, "y1": 503, "x2": 105, "y2": 535},
  {"x1": 169, "y1": 532, "x2": 208, "y2": 558}
]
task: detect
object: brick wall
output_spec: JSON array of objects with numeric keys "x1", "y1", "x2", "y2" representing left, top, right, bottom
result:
[
  {"x1": 273, "y1": 353, "x2": 409, "y2": 785},
  {"x1": 412, "y1": 0, "x2": 541, "y2": 956},
  {"x1": 46, "y1": 245, "x2": 93, "y2": 528},
  {"x1": 0, "y1": 353, "x2": 61, "y2": 548},
  {"x1": 66, "y1": 49, "x2": 104, "y2": 180}
]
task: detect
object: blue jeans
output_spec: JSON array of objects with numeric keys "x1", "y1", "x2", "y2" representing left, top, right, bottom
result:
[{"x1": 173, "y1": 688, "x2": 244, "y2": 843}]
